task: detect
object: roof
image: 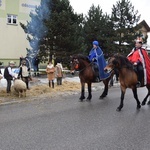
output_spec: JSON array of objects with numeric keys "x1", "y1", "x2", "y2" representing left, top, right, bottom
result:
[{"x1": 139, "y1": 20, "x2": 150, "y2": 32}]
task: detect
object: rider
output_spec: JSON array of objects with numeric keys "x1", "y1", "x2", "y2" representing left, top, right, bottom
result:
[
  {"x1": 88, "y1": 40, "x2": 110, "y2": 81},
  {"x1": 127, "y1": 37, "x2": 150, "y2": 87}
]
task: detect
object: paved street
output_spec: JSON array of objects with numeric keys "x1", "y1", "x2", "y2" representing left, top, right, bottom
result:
[{"x1": 0, "y1": 86, "x2": 150, "y2": 150}]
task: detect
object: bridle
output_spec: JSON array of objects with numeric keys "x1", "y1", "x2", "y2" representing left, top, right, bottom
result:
[{"x1": 71, "y1": 58, "x2": 93, "y2": 73}]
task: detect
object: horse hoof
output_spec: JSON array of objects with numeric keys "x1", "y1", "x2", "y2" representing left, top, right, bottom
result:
[
  {"x1": 79, "y1": 99, "x2": 84, "y2": 102},
  {"x1": 86, "y1": 98, "x2": 91, "y2": 102},
  {"x1": 137, "y1": 105, "x2": 141, "y2": 110},
  {"x1": 147, "y1": 101, "x2": 150, "y2": 105},
  {"x1": 99, "y1": 94, "x2": 107, "y2": 99},
  {"x1": 99, "y1": 95, "x2": 105, "y2": 99},
  {"x1": 116, "y1": 107, "x2": 121, "y2": 112},
  {"x1": 79, "y1": 96, "x2": 85, "y2": 100},
  {"x1": 141, "y1": 101, "x2": 146, "y2": 106}
]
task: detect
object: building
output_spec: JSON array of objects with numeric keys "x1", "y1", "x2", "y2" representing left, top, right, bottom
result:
[
  {"x1": 138, "y1": 20, "x2": 150, "y2": 38},
  {"x1": 0, "y1": 0, "x2": 40, "y2": 66}
]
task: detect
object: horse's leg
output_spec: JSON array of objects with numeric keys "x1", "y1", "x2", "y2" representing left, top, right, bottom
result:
[
  {"x1": 86, "y1": 82, "x2": 92, "y2": 101},
  {"x1": 142, "y1": 86, "x2": 150, "y2": 105},
  {"x1": 116, "y1": 87, "x2": 126, "y2": 111},
  {"x1": 147, "y1": 96, "x2": 150, "y2": 105},
  {"x1": 132, "y1": 88, "x2": 141, "y2": 109},
  {"x1": 99, "y1": 79, "x2": 109, "y2": 99},
  {"x1": 79, "y1": 82, "x2": 85, "y2": 101}
]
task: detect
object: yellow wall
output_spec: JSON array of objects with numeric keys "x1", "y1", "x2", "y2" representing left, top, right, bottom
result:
[{"x1": 0, "y1": 0, "x2": 40, "y2": 66}]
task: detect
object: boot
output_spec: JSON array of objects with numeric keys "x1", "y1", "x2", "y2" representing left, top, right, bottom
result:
[
  {"x1": 26, "y1": 82, "x2": 30, "y2": 90},
  {"x1": 49, "y1": 81, "x2": 51, "y2": 87},
  {"x1": 52, "y1": 80, "x2": 54, "y2": 88}
]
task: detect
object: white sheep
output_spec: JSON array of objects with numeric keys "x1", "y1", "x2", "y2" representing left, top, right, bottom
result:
[{"x1": 13, "y1": 79, "x2": 27, "y2": 98}]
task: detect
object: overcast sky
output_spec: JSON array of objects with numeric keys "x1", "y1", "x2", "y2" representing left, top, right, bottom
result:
[{"x1": 69, "y1": 0, "x2": 150, "y2": 44}]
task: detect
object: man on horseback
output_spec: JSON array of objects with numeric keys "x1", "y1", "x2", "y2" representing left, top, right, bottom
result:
[
  {"x1": 127, "y1": 37, "x2": 150, "y2": 87},
  {"x1": 88, "y1": 40, "x2": 110, "y2": 82}
]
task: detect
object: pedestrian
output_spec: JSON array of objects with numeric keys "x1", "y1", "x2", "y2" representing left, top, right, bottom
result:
[
  {"x1": 0, "y1": 68, "x2": 3, "y2": 80},
  {"x1": 55, "y1": 61, "x2": 63, "y2": 85},
  {"x1": 33, "y1": 56, "x2": 40, "y2": 77},
  {"x1": 4, "y1": 61, "x2": 15, "y2": 94},
  {"x1": 17, "y1": 60, "x2": 30, "y2": 90},
  {"x1": 88, "y1": 40, "x2": 110, "y2": 82},
  {"x1": 46, "y1": 61, "x2": 55, "y2": 88},
  {"x1": 109, "y1": 68, "x2": 119, "y2": 87},
  {"x1": 127, "y1": 37, "x2": 150, "y2": 87}
]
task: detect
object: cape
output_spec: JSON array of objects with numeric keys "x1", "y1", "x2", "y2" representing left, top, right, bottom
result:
[
  {"x1": 127, "y1": 48, "x2": 150, "y2": 84},
  {"x1": 89, "y1": 46, "x2": 110, "y2": 80}
]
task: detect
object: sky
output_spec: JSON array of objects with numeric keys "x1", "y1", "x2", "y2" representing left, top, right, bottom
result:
[{"x1": 69, "y1": 0, "x2": 150, "y2": 45}]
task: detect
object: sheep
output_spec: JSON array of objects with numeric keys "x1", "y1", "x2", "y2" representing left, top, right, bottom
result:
[{"x1": 13, "y1": 79, "x2": 27, "y2": 98}]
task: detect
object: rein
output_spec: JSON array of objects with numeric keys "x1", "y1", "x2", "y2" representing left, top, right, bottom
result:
[{"x1": 78, "y1": 61, "x2": 93, "y2": 73}]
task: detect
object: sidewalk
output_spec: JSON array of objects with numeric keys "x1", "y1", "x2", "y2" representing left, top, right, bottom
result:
[{"x1": 0, "y1": 74, "x2": 120, "y2": 105}]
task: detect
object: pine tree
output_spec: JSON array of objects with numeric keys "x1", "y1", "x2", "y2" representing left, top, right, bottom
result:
[
  {"x1": 111, "y1": 0, "x2": 141, "y2": 55},
  {"x1": 47, "y1": 0, "x2": 86, "y2": 63},
  {"x1": 20, "y1": 0, "x2": 85, "y2": 65},
  {"x1": 83, "y1": 4, "x2": 115, "y2": 57}
]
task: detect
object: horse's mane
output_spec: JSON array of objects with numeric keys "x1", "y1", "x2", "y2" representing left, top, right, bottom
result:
[
  {"x1": 114, "y1": 54, "x2": 133, "y2": 69},
  {"x1": 76, "y1": 54, "x2": 91, "y2": 63}
]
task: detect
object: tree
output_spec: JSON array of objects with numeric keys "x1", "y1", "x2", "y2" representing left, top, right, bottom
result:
[
  {"x1": 20, "y1": 0, "x2": 86, "y2": 66},
  {"x1": 111, "y1": 0, "x2": 142, "y2": 55},
  {"x1": 46, "y1": 0, "x2": 86, "y2": 64},
  {"x1": 83, "y1": 4, "x2": 115, "y2": 58}
]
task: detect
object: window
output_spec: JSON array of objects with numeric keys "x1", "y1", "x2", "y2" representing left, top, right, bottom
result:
[{"x1": 7, "y1": 14, "x2": 17, "y2": 25}]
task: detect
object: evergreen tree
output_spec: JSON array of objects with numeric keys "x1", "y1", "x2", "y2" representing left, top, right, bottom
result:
[
  {"x1": 83, "y1": 4, "x2": 115, "y2": 58},
  {"x1": 20, "y1": 0, "x2": 85, "y2": 65},
  {"x1": 46, "y1": 0, "x2": 86, "y2": 63},
  {"x1": 111, "y1": 0, "x2": 142, "y2": 55}
]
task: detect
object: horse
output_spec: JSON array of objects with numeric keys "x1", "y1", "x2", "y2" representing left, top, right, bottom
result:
[
  {"x1": 104, "y1": 54, "x2": 150, "y2": 111},
  {"x1": 70, "y1": 54, "x2": 113, "y2": 101}
]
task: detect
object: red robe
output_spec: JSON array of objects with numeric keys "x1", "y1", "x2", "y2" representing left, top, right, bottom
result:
[{"x1": 127, "y1": 47, "x2": 150, "y2": 84}]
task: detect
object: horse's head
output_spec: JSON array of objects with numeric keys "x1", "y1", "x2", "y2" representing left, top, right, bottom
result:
[
  {"x1": 104, "y1": 54, "x2": 122, "y2": 73},
  {"x1": 104, "y1": 54, "x2": 133, "y2": 73},
  {"x1": 70, "y1": 54, "x2": 91, "y2": 74},
  {"x1": 70, "y1": 55, "x2": 80, "y2": 74}
]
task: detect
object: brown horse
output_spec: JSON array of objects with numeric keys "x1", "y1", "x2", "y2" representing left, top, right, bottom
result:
[
  {"x1": 104, "y1": 54, "x2": 150, "y2": 111},
  {"x1": 70, "y1": 54, "x2": 113, "y2": 101}
]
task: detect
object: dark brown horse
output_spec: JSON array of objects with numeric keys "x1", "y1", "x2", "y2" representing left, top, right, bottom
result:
[
  {"x1": 104, "y1": 54, "x2": 150, "y2": 111},
  {"x1": 70, "y1": 54, "x2": 113, "y2": 101}
]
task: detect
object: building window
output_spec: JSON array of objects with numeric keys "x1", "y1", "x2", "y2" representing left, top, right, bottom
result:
[{"x1": 7, "y1": 14, "x2": 17, "y2": 25}]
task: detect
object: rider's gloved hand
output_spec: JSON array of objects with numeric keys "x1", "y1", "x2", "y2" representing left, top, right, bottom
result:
[{"x1": 92, "y1": 58, "x2": 96, "y2": 62}]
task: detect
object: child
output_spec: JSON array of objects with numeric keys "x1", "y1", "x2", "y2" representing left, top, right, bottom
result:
[{"x1": 46, "y1": 61, "x2": 55, "y2": 88}]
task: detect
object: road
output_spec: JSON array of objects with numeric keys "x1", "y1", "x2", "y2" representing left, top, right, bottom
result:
[{"x1": 0, "y1": 86, "x2": 150, "y2": 150}]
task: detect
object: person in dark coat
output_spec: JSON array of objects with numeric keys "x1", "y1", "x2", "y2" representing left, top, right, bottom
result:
[
  {"x1": 4, "y1": 61, "x2": 15, "y2": 94},
  {"x1": 33, "y1": 56, "x2": 40, "y2": 77}
]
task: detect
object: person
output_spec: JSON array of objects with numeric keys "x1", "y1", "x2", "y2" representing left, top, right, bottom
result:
[
  {"x1": 46, "y1": 61, "x2": 55, "y2": 88},
  {"x1": 18, "y1": 60, "x2": 30, "y2": 90},
  {"x1": 127, "y1": 37, "x2": 150, "y2": 87},
  {"x1": 4, "y1": 61, "x2": 15, "y2": 94},
  {"x1": 55, "y1": 61, "x2": 63, "y2": 85},
  {"x1": 88, "y1": 40, "x2": 110, "y2": 81},
  {"x1": 33, "y1": 56, "x2": 40, "y2": 77},
  {"x1": 109, "y1": 68, "x2": 119, "y2": 87},
  {"x1": 0, "y1": 68, "x2": 3, "y2": 80}
]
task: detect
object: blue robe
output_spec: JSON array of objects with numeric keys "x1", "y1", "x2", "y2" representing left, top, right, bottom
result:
[{"x1": 89, "y1": 46, "x2": 110, "y2": 80}]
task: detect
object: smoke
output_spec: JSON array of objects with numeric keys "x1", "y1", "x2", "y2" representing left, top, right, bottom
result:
[{"x1": 27, "y1": 0, "x2": 51, "y2": 57}]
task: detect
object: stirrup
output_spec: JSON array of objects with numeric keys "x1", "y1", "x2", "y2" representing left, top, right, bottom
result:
[{"x1": 136, "y1": 81, "x2": 141, "y2": 88}]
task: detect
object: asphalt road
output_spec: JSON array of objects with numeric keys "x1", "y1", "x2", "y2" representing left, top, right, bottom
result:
[{"x1": 0, "y1": 86, "x2": 150, "y2": 150}]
